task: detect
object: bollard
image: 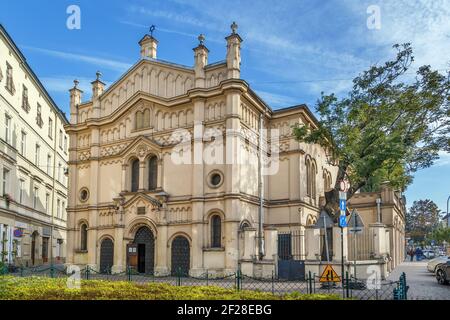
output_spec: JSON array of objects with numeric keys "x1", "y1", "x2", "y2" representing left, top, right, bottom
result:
[
  {"x1": 308, "y1": 271, "x2": 312, "y2": 294},
  {"x1": 206, "y1": 269, "x2": 209, "y2": 286},
  {"x1": 127, "y1": 266, "x2": 131, "y2": 282},
  {"x1": 271, "y1": 271, "x2": 275, "y2": 295},
  {"x1": 50, "y1": 264, "x2": 55, "y2": 278}
]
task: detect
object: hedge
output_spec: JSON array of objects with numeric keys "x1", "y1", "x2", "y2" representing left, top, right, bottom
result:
[{"x1": 0, "y1": 276, "x2": 341, "y2": 300}]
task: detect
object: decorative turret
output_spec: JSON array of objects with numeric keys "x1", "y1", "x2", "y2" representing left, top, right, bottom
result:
[
  {"x1": 225, "y1": 21, "x2": 242, "y2": 79},
  {"x1": 69, "y1": 79, "x2": 82, "y2": 124},
  {"x1": 139, "y1": 25, "x2": 158, "y2": 59},
  {"x1": 91, "y1": 71, "x2": 105, "y2": 98},
  {"x1": 193, "y1": 34, "x2": 209, "y2": 88}
]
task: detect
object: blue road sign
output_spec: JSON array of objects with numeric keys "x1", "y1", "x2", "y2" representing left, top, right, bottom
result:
[
  {"x1": 339, "y1": 215, "x2": 347, "y2": 227},
  {"x1": 339, "y1": 199, "x2": 346, "y2": 212}
]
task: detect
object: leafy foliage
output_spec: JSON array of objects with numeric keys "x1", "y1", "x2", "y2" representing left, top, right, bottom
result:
[
  {"x1": 429, "y1": 226, "x2": 450, "y2": 244},
  {"x1": 294, "y1": 44, "x2": 450, "y2": 216},
  {"x1": 0, "y1": 276, "x2": 341, "y2": 300},
  {"x1": 406, "y1": 199, "x2": 442, "y2": 242}
]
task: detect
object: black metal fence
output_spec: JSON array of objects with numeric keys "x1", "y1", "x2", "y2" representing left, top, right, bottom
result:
[{"x1": 1, "y1": 264, "x2": 408, "y2": 300}]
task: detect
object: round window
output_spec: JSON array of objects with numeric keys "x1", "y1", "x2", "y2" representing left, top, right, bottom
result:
[
  {"x1": 211, "y1": 173, "x2": 221, "y2": 186},
  {"x1": 79, "y1": 188, "x2": 89, "y2": 202},
  {"x1": 208, "y1": 171, "x2": 224, "y2": 188}
]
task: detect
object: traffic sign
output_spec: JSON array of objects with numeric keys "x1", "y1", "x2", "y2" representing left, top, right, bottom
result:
[
  {"x1": 314, "y1": 210, "x2": 334, "y2": 229},
  {"x1": 348, "y1": 209, "x2": 364, "y2": 234},
  {"x1": 339, "y1": 191, "x2": 347, "y2": 200},
  {"x1": 339, "y1": 199, "x2": 346, "y2": 211},
  {"x1": 339, "y1": 215, "x2": 347, "y2": 227},
  {"x1": 319, "y1": 265, "x2": 341, "y2": 282}
]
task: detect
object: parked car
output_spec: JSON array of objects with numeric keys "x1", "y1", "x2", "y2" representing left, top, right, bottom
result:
[
  {"x1": 422, "y1": 249, "x2": 435, "y2": 259},
  {"x1": 427, "y1": 256, "x2": 450, "y2": 273},
  {"x1": 435, "y1": 260, "x2": 450, "y2": 285}
]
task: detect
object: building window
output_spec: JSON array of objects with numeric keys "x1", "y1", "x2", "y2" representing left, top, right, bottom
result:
[
  {"x1": 45, "y1": 193, "x2": 50, "y2": 214},
  {"x1": 80, "y1": 223, "x2": 88, "y2": 251},
  {"x1": 35, "y1": 144, "x2": 40, "y2": 166},
  {"x1": 59, "y1": 130, "x2": 63, "y2": 149},
  {"x1": 211, "y1": 215, "x2": 222, "y2": 248},
  {"x1": 58, "y1": 163, "x2": 62, "y2": 182},
  {"x1": 61, "y1": 201, "x2": 65, "y2": 220},
  {"x1": 135, "y1": 109, "x2": 150, "y2": 130},
  {"x1": 47, "y1": 154, "x2": 52, "y2": 175},
  {"x1": 22, "y1": 85, "x2": 30, "y2": 112},
  {"x1": 131, "y1": 159, "x2": 140, "y2": 192},
  {"x1": 64, "y1": 136, "x2": 67, "y2": 152},
  {"x1": 20, "y1": 131, "x2": 26, "y2": 156},
  {"x1": 79, "y1": 188, "x2": 89, "y2": 202},
  {"x1": 36, "y1": 103, "x2": 43, "y2": 128},
  {"x1": 48, "y1": 118, "x2": 53, "y2": 139},
  {"x1": 19, "y1": 179, "x2": 25, "y2": 204},
  {"x1": 4, "y1": 114, "x2": 11, "y2": 144},
  {"x1": 306, "y1": 156, "x2": 317, "y2": 198},
  {"x1": 56, "y1": 198, "x2": 61, "y2": 218},
  {"x1": 323, "y1": 170, "x2": 332, "y2": 192},
  {"x1": 33, "y1": 186, "x2": 39, "y2": 209},
  {"x1": 207, "y1": 170, "x2": 224, "y2": 188},
  {"x1": 148, "y1": 156, "x2": 157, "y2": 190},
  {"x1": 5, "y1": 62, "x2": 15, "y2": 95},
  {"x1": 2, "y1": 168, "x2": 9, "y2": 196},
  {"x1": 56, "y1": 239, "x2": 63, "y2": 258}
]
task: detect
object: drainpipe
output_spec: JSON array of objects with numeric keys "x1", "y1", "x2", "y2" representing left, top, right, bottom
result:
[{"x1": 257, "y1": 113, "x2": 265, "y2": 260}]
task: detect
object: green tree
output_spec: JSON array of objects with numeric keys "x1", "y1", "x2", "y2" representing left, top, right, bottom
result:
[
  {"x1": 406, "y1": 199, "x2": 441, "y2": 242},
  {"x1": 429, "y1": 226, "x2": 450, "y2": 245},
  {"x1": 294, "y1": 44, "x2": 450, "y2": 218}
]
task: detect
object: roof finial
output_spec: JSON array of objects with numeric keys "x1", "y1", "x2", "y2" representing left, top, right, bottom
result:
[
  {"x1": 73, "y1": 79, "x2": 79, "y2": 88},
  {"x1": 96, "y1": 71, "x2": 102, "y2": 81},
  {"x1": 231, "y1": 21, "x2": 238, "y2": 34},
  {"x1": 198, "y1": 33, "x2": 205, "y2": 45},
  {"x1": 149, "y1": 25, "x2": 156, "y2": 37}
]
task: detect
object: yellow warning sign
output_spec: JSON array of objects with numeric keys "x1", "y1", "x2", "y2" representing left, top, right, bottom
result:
[{"x1": 319, "y1": 265, "x2": 341, "y2": 282}]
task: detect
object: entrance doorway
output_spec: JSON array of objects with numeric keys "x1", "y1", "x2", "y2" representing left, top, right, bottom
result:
[
  {"x1": 171, "y1": 236, "x2": 190, "y2": 276},
  {"x1": 99, "y1": 238, "x2": 114, "y2": 273},
  {"x1": 133, "y1": 227, "x2": 154, "y2": 274},
  {"x1": 31, "y1": 231, "x2": 38, "y2": 265},
  {"x1": 42, "y1": 237, "x2": 49, "y2": 263}
]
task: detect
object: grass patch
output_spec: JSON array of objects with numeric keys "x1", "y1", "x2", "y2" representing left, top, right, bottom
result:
[{"x1": 0, "y1": 276, "x2": 341, "y2": 300}]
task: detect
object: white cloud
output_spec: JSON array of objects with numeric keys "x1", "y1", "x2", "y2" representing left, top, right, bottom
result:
[
  {"x1": 40, "y1": 76, "x2": 111, "y2": 97},
  {"x1": 21, "y1": 46, "x2": 132, "y2": 73},
  {"x1": 435, "y1": 151, "x2": 450, "y2": 167},
  {"x1": 253, "y1": 90, "x2": 298, "y2": 108}
]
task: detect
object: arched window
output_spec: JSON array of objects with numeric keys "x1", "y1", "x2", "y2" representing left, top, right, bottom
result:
[
  {"x1": 323, "y1": 170, "x2": 332, "y2": 192},
  {"x1": 135, "y1": 111, "x2": 143, "y2": 130},
  {"x1": 311, "y1": 160, "x2": 317, "y2": 198},
  {"x1": 80, "y1": 223, "x2": 88, "y2": 251},
  {"x1": 148, "y1": 156, "x2": 157, "y2": 190},
  {"x1": 135, "y1": 109, "x2": 151, "y2": 130},
  {"x1": 131, "y1": 159, "x2": 140, "y2": 192},
  {"x1": 211, "y1": 215, "x2": 221, "y2": 248},
  {"x1": 306, "y1": 156, "x2": 317, "y2": 198},
  {"x1": 306, "y1": 157, "x2": 312, "y2": 197}
]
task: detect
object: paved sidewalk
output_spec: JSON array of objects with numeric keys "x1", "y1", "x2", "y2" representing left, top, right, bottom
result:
[{"x1": 388, "y1": 261, "x2": 450, "y2": 300}]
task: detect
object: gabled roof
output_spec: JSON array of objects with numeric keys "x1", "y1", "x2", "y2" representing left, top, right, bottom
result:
[{"x1": 123, "y1": 192, "x2": 162, "y2": 208}]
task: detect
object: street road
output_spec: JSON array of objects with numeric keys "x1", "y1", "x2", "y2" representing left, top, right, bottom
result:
[{"x1": 388, "y1": 261, "x2": 450, "y2": 300}]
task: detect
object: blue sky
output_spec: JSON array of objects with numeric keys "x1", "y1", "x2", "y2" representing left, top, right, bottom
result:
[{"x1": 2, "y1": 0, "x2": 450, "y2": 213}]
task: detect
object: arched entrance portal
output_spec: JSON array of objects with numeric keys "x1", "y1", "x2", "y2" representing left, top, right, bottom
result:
[
  {"x1": 99, "y1": 238, "x2": 114, "y2": 273},
  {"x1": 134, "y1": 227, "x2": 155, "y2": 274},
  {"x1": 171, "y1": 236, "x2": 190, "y2": 276}
]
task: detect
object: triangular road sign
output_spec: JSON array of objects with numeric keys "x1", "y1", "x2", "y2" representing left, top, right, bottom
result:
[
  {"x1": 314, "y1": 210, "x2": 334, "y2": 229},
  {"x1": 347, "y1": 209, "x2": 365, "y2": 229},
  {"x1": 319, "y1": 265, "x2": 341, "y2": 282}
]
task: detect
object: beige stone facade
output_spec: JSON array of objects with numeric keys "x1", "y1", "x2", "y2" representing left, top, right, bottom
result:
[
  {"x1": 0, "y1": 25, "x2": 68, "y2": 267},
  {"x1": 65, "y1": 25, "x2": 338, "y2": 276}
]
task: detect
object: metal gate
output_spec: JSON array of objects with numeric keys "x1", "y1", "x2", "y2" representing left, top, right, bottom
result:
[
  {"x1": 171, "y1": 236, "x2": 190, "y2": 276},
  {"x1": 99, "y1": 238, "x2": 114, "y2": 273},
  {"x1": 278, "y1": 231, "x2": 305, "y2": 280},
  {"x1": 133, "y1": 227, "x2": 155, "y2": 274}
]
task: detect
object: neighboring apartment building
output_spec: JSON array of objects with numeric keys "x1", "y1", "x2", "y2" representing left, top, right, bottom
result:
[
  {"x1": 65, "y1": 24, "x2": 338, "y2": 277},
  {"x1": 0, "y1": 24, "x2": 69, "y2": 267}
]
